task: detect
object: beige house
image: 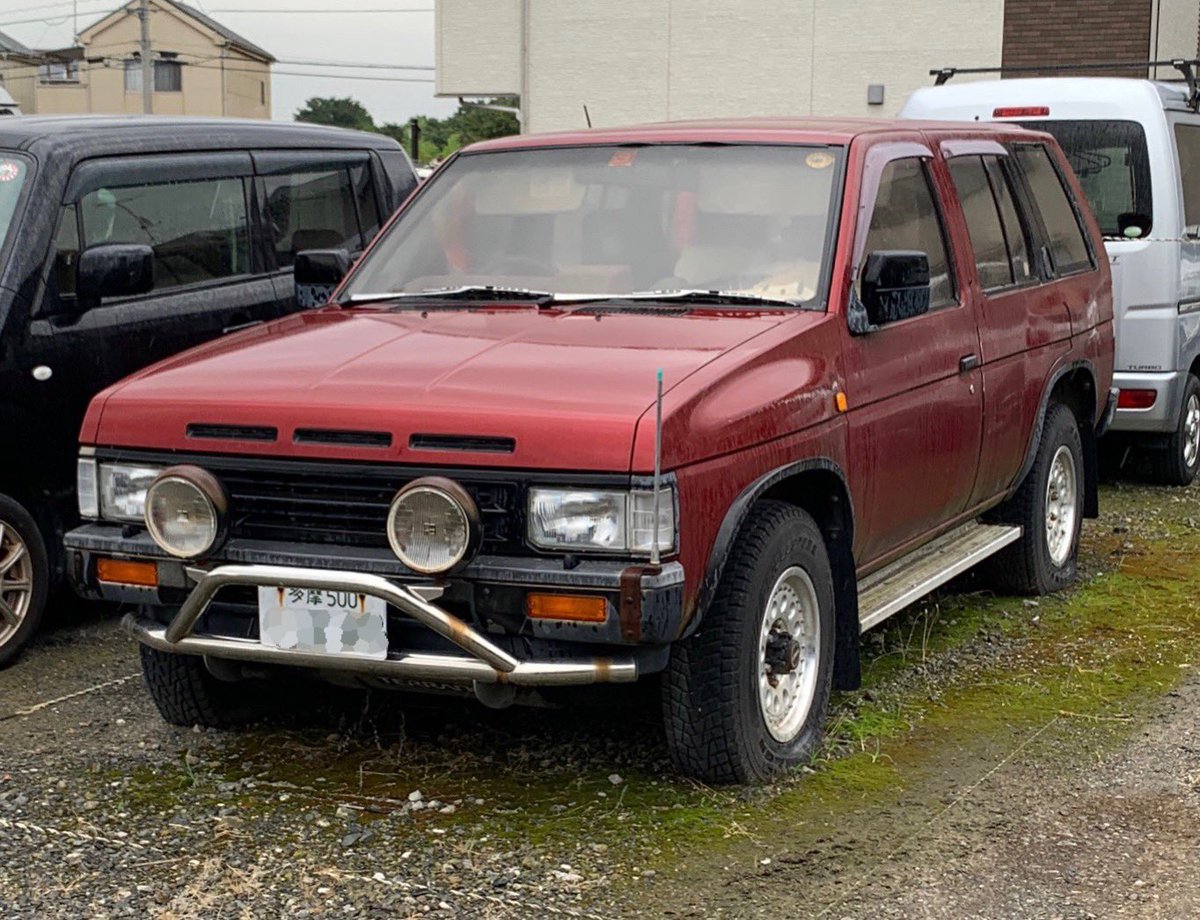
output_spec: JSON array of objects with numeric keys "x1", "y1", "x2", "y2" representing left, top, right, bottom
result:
[{"x1": 0, "y1": 0, "x2": 273, "y2": 118}]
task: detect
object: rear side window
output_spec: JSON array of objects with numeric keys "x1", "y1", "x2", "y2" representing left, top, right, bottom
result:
[
  {"x1": 1023, "y1": 120, "x2": 1151, "y2": 238},
  {"x1": 985, "y1": 158, "x2": 1034, "y2": 284},
  {"x1": 79, "y1": 177, "x2": 251, "y2": 291},
  {"x1": 948, "y1": 156, "x2": 1012, "y2": 290},
  {"x1": 1014, "y1": 145, "x2": 1093, "y2": 275},
  {"x1": 264, "y1": 167, "x2": 371, "y2": 267},
  {"x1": 861, "y1": 158, "x2": 955, "y2": 309},
  {"x1": 1175, "y1": 124, "x2": 1200, "y2": 231}
]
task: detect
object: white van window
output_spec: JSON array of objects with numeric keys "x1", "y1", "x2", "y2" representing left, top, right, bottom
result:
[
  {"x1": 1175, "y1": 124, "x2": 1200, "y2": 233},
  {"x1": 1021, "y1": 120, "x2": 1151, "y2": 238},
  {"x1": 1014, "y1": 145, "x2": 1093, "y2": 275}
]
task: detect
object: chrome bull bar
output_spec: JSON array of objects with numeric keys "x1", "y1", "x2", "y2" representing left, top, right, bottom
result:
[{"x1": 126, "y1": 563, "x2": 638, "y2": 687}]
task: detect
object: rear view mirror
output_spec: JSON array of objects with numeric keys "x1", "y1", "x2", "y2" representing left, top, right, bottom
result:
[
  {"x1": 76, "y1": 243, "x2": 154, "y2": 306},
  {"x1": 294, "y1": 249, "x2": 351, "y2": 308},
  {"x1": 858, "y1": 250, "x2": 930, "y2": 329}
]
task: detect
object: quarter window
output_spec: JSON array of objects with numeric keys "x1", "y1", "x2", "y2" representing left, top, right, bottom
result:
[
  {"x1": 263, "y1": 167, "x2": 371, "y2": 267},
  {"x1": 79, "y1": 177, "x2": 251, "y2": 291},
  {"x1": 1175, "y1": 123, "x2": 1200, "y2": 231},
  {"x1": 861, "y1": 158, "x2": 955, "y2": 309},
  {"x1": 948, "y1": 156, "x2": 1012, "y2": 290},
  {"x1": 52, "y1": 204, "x2": 80, "y2": 297},
  {"x1": 1014, "y1": 145, "x2": 1093, "y2": 275}
]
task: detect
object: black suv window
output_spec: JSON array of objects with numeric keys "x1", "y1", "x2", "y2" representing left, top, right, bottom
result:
[
  {"x1": 1014, "y1": 145, "x2": 1093, "y2": 275},
  {"x1": 76, "y1": 177, "x2": 251, "y2": 291},
  {"x1": 862, "y1": 157, "x2": 955, "y2": 309},
  {"x1": 264, "y1": 164, "x2": 378, "y2": 267}
]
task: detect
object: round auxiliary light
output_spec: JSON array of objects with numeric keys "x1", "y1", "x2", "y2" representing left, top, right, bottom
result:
[
  {"x1": 386, "y1": 477, "x2": 480, "y2": 575},
  {"x1": 144, "y1": 466, "x2": 228, "y2": 559}
]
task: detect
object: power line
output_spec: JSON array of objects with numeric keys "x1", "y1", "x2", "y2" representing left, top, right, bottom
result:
[
  {"x1": 208, "y1": 8, "x2": 433, "y2": 12},
  {"x1": 275, "y1": 57, "x2": 434, "y2": 71}
]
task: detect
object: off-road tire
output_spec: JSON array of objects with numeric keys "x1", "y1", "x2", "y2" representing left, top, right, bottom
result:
[
  {"x1": 0, "y1": 493, "x2": 49, "y2": 669},
  {"x1": 985, "y1": 402, "x2": 1084, "y2": 595},
  {"x1": 140, "y1": 645, "x2": 278, "y2": 728},
  {"x1": 663, "y1": 501, "x2": 834, "y2": 784},
  {"x1": 1148, "y1": 373, "x2": 1200, "y2": 487}
]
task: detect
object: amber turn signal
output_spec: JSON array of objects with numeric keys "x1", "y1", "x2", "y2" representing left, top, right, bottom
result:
[
  {"x1": 96, "y1": 558, "x2": 158, "y2": 587},
  {"x1": 526, "y1": 593, "x2": 608, "y2": 623}
]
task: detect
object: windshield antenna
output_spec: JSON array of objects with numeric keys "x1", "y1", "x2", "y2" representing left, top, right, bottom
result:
[
  {"x1": 583, "y1": 104, "x2": 593, "y2": 128},
  {"x1": 651, "y1": 368, "x2": 663, "y2": 566}
]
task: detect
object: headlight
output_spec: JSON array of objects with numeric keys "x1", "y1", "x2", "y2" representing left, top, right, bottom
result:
[
  {"x1": 387, "y1": 478, "x2": 480, "y2": 574},
  {"x1": 528, "y1": 487, "x2": 676, "y2": 555},
  {"x1": 97, "y1": 463, "x2": 162, "y2": 523},
  {"x1": 144, "y1": 466, "x2": 227, "y2": 558}
]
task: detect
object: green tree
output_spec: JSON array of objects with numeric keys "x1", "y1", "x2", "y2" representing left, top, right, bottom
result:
[
  {"x1": 380, "y1": 97, "x2": 519, "y2": 164},
  {"x1": 294, "y1": 96, "x2": 376, "y2": 132}
]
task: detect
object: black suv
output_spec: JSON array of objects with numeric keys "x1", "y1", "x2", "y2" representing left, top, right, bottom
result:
[{"x1": 0, "y1": 116, "x2": 417, "y2": 665}]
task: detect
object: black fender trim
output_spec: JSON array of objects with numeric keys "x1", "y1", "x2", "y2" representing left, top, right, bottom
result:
[
  {"x1": 1010, "y1": 359, "x2": 1099, "y2": 518},
  {"x1": 691, "y1": 457, "x2": 861, "y2": 691}
]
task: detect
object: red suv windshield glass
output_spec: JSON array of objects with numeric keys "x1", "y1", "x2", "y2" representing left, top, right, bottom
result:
[{"x1": 343, "y1": 144, "x2": 844, "y2": 305}]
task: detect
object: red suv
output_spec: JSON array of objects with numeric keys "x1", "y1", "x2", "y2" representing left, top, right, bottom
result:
[{"x1": 65, "y1": 119, "x2": 1115, "y2": 783}]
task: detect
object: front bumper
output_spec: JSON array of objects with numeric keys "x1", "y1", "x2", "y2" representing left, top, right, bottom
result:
[
  {"x1": 65, "y1": 525, "x2": 686, "y2": 686},
  {"x1": 1111, "y1": 370, "x2": 1184, "y2": 433}
]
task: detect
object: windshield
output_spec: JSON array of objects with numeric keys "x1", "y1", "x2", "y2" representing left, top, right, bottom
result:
[
  {"x1": 342, "y1": 144, "x2": 844, "y2": 305},
  {"x1": 1021, "y1": 119, "x2": 1151, "y2": 237},
  {"x1": 0, "y1": 154, "x2": 29, "y2": 254}
]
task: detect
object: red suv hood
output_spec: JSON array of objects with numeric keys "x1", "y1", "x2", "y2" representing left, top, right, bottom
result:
[{"x1": 85, "y1": 305, "x2": 788, "y2": 471}]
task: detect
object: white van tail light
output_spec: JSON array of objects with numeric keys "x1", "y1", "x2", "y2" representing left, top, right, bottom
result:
[{"x1": 993, "y1": 106, "x2": 1050, "y2": 118}]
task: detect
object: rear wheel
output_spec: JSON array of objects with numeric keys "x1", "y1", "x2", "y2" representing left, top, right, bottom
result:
[
  {"x1": 985, "y1": 402, "x2": 1084, "y2": 595},
  {"x1": 663, "y1": 502, "x2": 834, "y2": 784},
  {"x1": 0, "y1": 494, "x2": 49, "y2": 669},
  {"x1": 140, "y1": 645, "x2": 279, "y2": 728},
  {"x1": 1148, "y1": 374, "x2": 1200, "y2": 487}
]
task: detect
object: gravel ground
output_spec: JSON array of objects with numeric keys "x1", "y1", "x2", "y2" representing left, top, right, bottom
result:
[{"x1": 1, "y1": 477, "x2": 1198, "y2": 918}]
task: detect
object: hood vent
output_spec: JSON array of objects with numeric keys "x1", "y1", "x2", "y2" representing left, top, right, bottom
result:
[
  {"x1": 294, "y1": 428, "x2": 393, "y2": 448},
  {"x1": 187, "y1": 423, "x2": 278, "y2": 442},
  {"x1": 409, "y1": 433, "x2": 516, "y2": 454}
]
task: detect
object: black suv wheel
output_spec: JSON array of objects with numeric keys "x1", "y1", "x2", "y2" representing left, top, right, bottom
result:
[{"x1": 0, "y1": 493, "x2": 49, "y2": 669}]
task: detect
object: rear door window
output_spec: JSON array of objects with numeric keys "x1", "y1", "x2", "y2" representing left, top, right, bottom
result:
[
  {"x1": 1022, "y1": 120, "x2": 1151, "y2": 238},
  {"x1": 948, "y1": 156, "x2": 1013, "y2": 290},
  {"x1": 985, "y1": 158, "x2": 1034, "y2": 284},
  {"x1": 263, "y1": 164, "x2": 378, "y2": 267},
  {"x1": 861, "y1": 157, "x2": 955, "y2": 309},
  {"x1": 78, "y1": 176, "x2": 251, "y2": 291},
  {"x1": 1014, "y1": 144, "x2": 1094, "y2": 275}
]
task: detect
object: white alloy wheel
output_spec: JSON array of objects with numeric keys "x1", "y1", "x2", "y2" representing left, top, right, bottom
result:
[
  {"x1": 758, "y1": 566, "x2": 821, "y2": 743},
  {"x1": 1045, "y1": 444, "x2": 1078, "y2": 568},
  {"x1": 0, "y1": 521, "x2": 33, "y2": 648}
]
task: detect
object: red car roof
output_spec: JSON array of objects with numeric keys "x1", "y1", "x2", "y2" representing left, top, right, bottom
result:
[{"x1": 465, "y1": 116, "x2": 1035, "y2": 153}]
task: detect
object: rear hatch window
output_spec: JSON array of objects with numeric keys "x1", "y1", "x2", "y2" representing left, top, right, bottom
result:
[{"x1": 1019, "y1": 119, "x2": 1151, "y2": 238}]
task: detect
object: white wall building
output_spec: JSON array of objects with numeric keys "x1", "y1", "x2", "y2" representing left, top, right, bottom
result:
[{"x1": 435, "y1": 0, "x2": 1200, "y2": 134}]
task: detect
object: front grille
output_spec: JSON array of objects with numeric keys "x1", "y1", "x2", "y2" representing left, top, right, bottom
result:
[{"x1": 219, "y1": 464, "x2": 525, "y2": 553}]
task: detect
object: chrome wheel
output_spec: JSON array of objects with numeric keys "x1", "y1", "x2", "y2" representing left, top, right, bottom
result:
[
  {"x1": 0, "y1": 520, "x2": 32, "y2": 648},
  {"x1": 1183, "y1": 393, "x2": 1200, "y2": 471},
  {"x1": 758, "y1": 566, "x2": 820, "y2": 743},
  {"x1": 1044, "y1": 445, "x2": 1078, "y2": 568}
]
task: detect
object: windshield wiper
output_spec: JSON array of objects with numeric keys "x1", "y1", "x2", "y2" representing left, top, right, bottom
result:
[
  {"x1": 569, "y1": 289, "x2": 800, "y2": 308},
  {"x1": 345, "y1": 286, "x2": 555, "y2": 306}
]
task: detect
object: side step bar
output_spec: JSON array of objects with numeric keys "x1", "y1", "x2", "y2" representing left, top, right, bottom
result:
[{"x1": 858, "y1": 523, "x2": 1022, "y2": 633}]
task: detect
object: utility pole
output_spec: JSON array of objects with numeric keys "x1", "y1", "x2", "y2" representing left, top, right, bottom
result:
[{"x1": 138, "y1": 0, "x2": 152, "y2": 114}]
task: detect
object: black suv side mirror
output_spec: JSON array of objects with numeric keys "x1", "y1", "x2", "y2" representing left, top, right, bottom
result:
[
  {"x1": 857, "y1": 250, "x2": 931, "y2": 330},
  {"x1": 294, "y1": 249, "x2": 351, "y2": 308},
  {"x1": 76, "y1": 243, "x2": 154, "y2": 307}
]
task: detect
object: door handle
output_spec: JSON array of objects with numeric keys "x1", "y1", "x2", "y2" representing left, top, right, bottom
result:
[{"x1": 959, "y1": 354, "x2": 980, "y2": 373}]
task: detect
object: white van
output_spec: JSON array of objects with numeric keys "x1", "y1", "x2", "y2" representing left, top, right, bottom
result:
[{"x1": 902, "y1": 76, "x2": 1200, "y2": 485}]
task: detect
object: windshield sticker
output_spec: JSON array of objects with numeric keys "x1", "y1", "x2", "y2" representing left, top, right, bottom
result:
[
  {"x1": 609, "y1": 150, "x2": 637, "y2": 167},
  {"x1": 0, "y1": 161, "x2": 21, "y2": 182},
  {"x1": 805, "y1": 152, "x2": 834, "y2": 170}
]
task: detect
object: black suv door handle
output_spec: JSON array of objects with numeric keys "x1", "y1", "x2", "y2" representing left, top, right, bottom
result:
[{"x1": 959, "y1": 354, "x2": 980, "y2": 373}]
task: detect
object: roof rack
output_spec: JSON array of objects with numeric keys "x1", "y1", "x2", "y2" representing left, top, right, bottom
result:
[{"x1": 930, "y1": 59, "x2": 1200, "y2": 111}]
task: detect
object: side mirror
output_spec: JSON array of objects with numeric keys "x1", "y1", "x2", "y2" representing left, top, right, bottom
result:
[
  {"x1": 294, "y1": 249, "x2": 351, "y2": 308},
  {"x1": 76, "y1": 243, "x2": 154, "y2": 307},
  {"x1": 857, "y1": 250, "x2": 930, "y2": 330}
]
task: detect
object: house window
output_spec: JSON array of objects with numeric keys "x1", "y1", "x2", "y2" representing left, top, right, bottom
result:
[
  {"x1": 125, "y1": 58, "x2": 183, "y2": 93},
  {"x1": 39, "y1": 60, "x2": 79, "y2": 83}
]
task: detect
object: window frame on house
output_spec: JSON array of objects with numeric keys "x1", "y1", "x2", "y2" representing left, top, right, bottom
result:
[
  {"x1": 124, "y1": 57, "x2": 184, "y2": 94},
  {"x1": 38, "y1": 60, "x2": 80, "y2": 84}
]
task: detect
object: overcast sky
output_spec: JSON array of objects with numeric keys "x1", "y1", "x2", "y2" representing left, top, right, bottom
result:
[{"x1": 1, "y1": 0, "x2": 458, "y2": 125}]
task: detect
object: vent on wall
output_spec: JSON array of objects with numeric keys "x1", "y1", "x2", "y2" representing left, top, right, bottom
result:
[
  {"x1": 409, "y1": 433, "x2": 516, "y2": 454},
  {"x1": 294, "y1": 428, "x2": 394, "y2": 448},
  {"x1": 187, "y1": 423, "x2": 278, "y2": 442}
]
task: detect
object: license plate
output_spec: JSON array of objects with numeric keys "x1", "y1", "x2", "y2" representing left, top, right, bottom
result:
[{"x1": 258, "y1": 586, "x2": 388, "y2": 659}]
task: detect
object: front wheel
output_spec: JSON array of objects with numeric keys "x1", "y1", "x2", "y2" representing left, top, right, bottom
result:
[
  {"x1": 140, "y1": 645, "x2": 280, "y2": 728},
  {"x1": 985, "y1": 402, "x2": 1084, "y2": 595},
  {"x1": 663, "y1": 502, "x2": 834, "y2": 784},
  {"x1": 1148, "y1": 374, "x2": 1200, "y2": 487},
  {"x1": 0, "y1": 494, "x2": 49, "y2": 669}
]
